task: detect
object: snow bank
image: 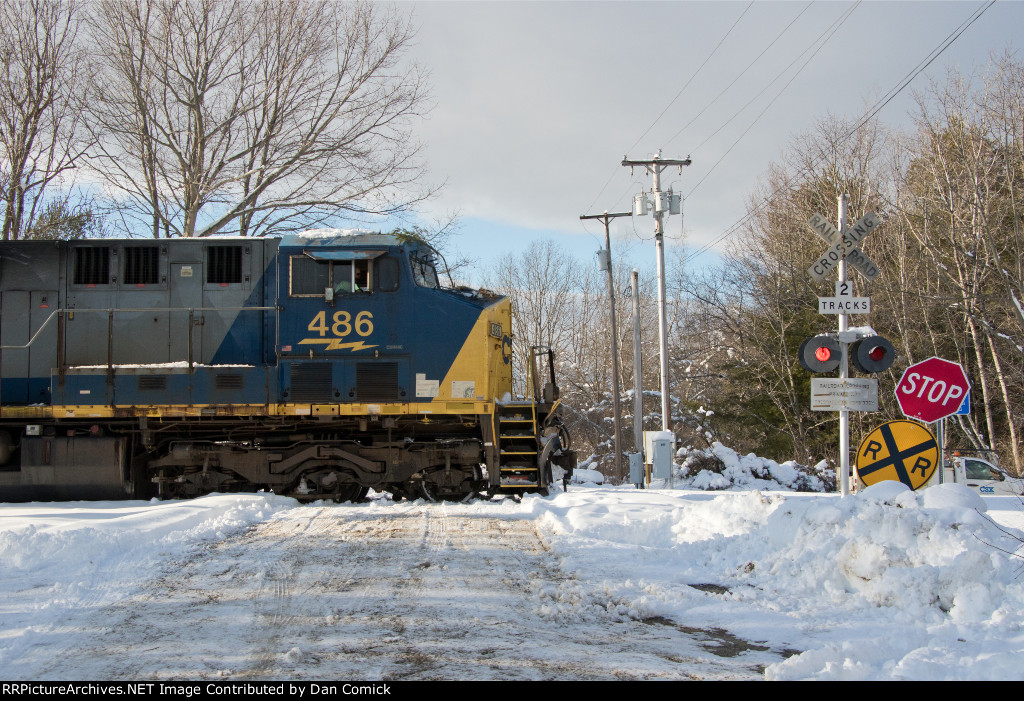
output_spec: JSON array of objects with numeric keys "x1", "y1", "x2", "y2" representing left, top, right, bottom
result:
[
  {"x1": 572, "y1": 443, "x2": 834, "y2": 492},
  {"x1": 2, "y1": 484, "x2": 1023, "y2": 679},
  {"x1": 675, "y1": 442, "x2": 835, "y2": 492},
  {"x1": 532, "y1": 485, "x2": 1024, "y2": 680},
  {"x1": 0, "y1": 494, "x2": 296, "y2": 669}
]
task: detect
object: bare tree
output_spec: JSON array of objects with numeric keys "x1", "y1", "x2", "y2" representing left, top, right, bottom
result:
[
  {"x1": 86, "y1": 0, "x2": 431, "y2": 238},
  {"x1": 485, "y1": 240, "x2": 586, "y2": 394},
  {"x1": 892, "y1": 58, "x2": 1024, "y2": 472},
  {"x1": 0, "y1": 0, "x2": 90, "y2": 240}
]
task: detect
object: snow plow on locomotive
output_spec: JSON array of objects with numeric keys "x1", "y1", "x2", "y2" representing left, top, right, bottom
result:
[{"x1": 0, "y1": 232, "x2": 574, "y2": 502}]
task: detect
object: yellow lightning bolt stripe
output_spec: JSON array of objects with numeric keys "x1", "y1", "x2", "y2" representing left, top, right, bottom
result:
[{"x1": 298, "y1": 338, "x2": 378, "y2": 351}]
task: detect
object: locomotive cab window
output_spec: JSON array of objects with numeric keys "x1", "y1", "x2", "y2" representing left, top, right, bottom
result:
[
  {"x1": 290, "y1": 254, "x2": 374, "y2": 297},
  {"x1": 376, "y1": 256, "x2": 399, "y2": 292},
  {"x1": 332, "y1": 259, "x2": 372, "y2": 294},
  {"x1": 410, "y1": 253, "x2": 439, "y2": 289},
  {"x1": 290, "y1": 256, "x2": 330, "y2": 296}
]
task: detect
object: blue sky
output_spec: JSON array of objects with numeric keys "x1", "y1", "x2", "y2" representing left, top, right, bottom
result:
[{"x1": 363, "y1": 1, "x2": 1019, "y2": 282}]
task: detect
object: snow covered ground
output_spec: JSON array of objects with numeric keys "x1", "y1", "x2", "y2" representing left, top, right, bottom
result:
[{"x1": 1, "y1": 472, "x2": 1023, "y2": 680}]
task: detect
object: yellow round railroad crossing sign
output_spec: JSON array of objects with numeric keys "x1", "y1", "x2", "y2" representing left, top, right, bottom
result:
[{"x1": 855, "y1": 420, "x2": 938, "y2": 490}]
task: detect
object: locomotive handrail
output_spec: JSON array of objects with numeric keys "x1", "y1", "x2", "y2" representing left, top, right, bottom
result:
[
  {"x1": 0, "y1": 305, "x2": 277, "y2": 350},
  {"x1": 0, "y1": 308, "x2": 61, "y2": 350},
  {"x1": 1, "y1": 305, "x2": 280, "y2": 392}
]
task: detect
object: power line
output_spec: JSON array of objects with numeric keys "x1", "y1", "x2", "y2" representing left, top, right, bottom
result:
[
  {"x1": 625, "y1": 1, "x2": 755, "y2": 155},
  {"x1": 662, "y1": 1, "x2": 815, "y2": 152},
  {"x1": 597, "y1": 1, "x2": 860, "y2": 232},
  {"x1": 681, "y1": 0, "x2": 996, "y2": 265},
  {"x1": 686, "y1": 2, "x2": 860, "y2": 197},
  {"x1": 687, "y1": 1, "x2": 859, "y2": 158},
  {"x1": 580, "y1": 2, "x2": 754, "y2": 222}
]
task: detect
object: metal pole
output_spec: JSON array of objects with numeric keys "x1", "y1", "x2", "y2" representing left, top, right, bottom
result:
[
  {"x1": 603, "y1": 216, "x2": 624, "y2": 481},
  {"x1": 652, "y1": 156, "x2": 671, "y2": 432},
  {"x1": 937, "y1": 417, "x2": 945, "y2": 484},
  {"x1": 621, "y1": 152, "x2": 691, "y2": 435},
  {"x1": 580, "y1": 211, "x2": 632, "y2": 482},
  {"x1": 631, "y1": 269, "x2": 644, "y2": 460},
  {"x1": 838, "y1": 194, "x2": 850, "y2": 496}
]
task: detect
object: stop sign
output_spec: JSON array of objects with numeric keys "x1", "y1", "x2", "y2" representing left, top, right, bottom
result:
[{"x1": 895, "y1": 357, "x2": 971, "y2": 423}]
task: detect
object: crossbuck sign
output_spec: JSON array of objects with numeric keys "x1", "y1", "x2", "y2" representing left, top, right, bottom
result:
[{"x1": 808, "y1": 212, "x2": 882, "y2": 283}]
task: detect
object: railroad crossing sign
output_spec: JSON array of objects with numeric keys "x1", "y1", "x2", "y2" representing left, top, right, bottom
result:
[
  {"x1": 807, "y1": 212, "x2": 882, "y2": 283},
  {"x1": 856, "y1": 420, "x2": 938, "y2": 490},
  {"x1": 895, "y1": 357, "x2": 971, "y2": 423}
]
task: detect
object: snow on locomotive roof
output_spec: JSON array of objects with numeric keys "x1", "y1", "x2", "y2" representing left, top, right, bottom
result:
[{"x1": 283, "y1": 229, "x2": 408, "y2": 248}]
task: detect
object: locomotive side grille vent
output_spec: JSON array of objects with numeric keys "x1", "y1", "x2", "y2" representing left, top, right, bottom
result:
[
  {"x1": 138, "y1": 376, "x2": 168, "y2": 391},
  {"x1": 214, "y1": 374, "x2": 244, "y2": 390},
  {"x1": 207, "y1": 246, "x2": 243, "y2": 284},
  {"x1": 290, "y1": 363, "x2": 333, "y2": 401},
  {"x1": 73, "y1": 247, "x2": 110, "y2": 285},
  {"x1": 124, "y1": 247, "x2": 159, "y2": 284},
  {"x1": 356, "y1": 362, "x2": 399, "y2": 401}
]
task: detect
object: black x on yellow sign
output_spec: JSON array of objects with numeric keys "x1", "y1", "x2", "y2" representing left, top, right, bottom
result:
[{"x1": 856, "y1": 420, "x2": 938, "y2": 490}]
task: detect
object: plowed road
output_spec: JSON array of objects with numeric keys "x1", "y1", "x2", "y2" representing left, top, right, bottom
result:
[{"x1": 23, "y1": 504, "x2": 787, "y2": 680}]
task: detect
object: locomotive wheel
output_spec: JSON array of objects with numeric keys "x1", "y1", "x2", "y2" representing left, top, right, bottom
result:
[
  {"x1": 335, "y1": 484, "x2": 369, "y2": 503},
  {"x1": 129, "y1": 460, "x2": 151, "y2": 500},
  {"x1": 418, "y1": 480, "x2": 475, "y2": 503},
  {"x1": 418, "y1": 480, "x2": 441, "y2": 503}
]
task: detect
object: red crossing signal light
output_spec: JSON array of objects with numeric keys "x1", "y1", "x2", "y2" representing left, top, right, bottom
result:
[
  {"x1": 799, "y1": 336, "x2": 841, "y2": 373},
  {"x1": 850, "y1": 336, "x2": 896, "y2": 374}
]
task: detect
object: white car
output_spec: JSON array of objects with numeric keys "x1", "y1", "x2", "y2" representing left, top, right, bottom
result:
[{"x1": 942, "y1": 457, "x2": 1024, "y2": 496}]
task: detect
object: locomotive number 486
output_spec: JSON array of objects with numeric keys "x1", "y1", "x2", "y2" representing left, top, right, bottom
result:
[{"x1": 307, "y1": 310, "x2": 374, "y2": 338}]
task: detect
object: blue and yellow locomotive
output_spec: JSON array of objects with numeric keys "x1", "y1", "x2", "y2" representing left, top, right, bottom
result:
[{"x1": 0, "y1": 231, "x2": 573, "y2": 501}]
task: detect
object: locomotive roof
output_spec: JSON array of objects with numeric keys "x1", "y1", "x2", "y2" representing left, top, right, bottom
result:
[
  {"x1": 281, "y1": 229, "x2": 410, "y2": 249},
  {"x1": 0, "y1": 229, "x2": 425, "y2": 251}
]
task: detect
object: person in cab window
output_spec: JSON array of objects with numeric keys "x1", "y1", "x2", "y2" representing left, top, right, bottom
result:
[
  {"x1": 354, "y1": 260, "x2": 370, "y2": 292},
  {"x1": 333, "y1": 261, "x2": 353, "y2": 294}
]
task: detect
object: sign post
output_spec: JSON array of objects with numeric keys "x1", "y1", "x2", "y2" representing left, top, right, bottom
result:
[{"x1": 806, "y1": 197, "x2": 883, "y2": 496}]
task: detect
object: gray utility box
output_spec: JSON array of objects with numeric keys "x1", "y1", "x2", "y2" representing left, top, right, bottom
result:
[{"x1": 648, "y1": 430, "x2": 675, "y2": 479}]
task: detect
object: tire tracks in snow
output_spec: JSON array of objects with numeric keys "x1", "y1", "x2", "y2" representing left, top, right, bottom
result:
[{"x1": 19, "y1": 503, "x2": 786, "y2": 680}]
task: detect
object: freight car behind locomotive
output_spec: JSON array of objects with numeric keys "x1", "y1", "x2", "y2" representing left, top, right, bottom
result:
[{"x1": 0, "y1": 231, "x2": 573, "y2": 501}]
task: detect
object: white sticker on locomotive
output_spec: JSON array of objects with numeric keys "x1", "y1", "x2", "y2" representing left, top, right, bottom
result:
[
  {"x1": 452, "y1": 381, "x2": 475, "y2": 399},
  {"x1": 416, "y1": 373, "x2": 439, "y2": 398}
]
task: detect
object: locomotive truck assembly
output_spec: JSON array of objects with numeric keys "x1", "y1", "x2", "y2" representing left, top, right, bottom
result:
[{"x1": 0, "y1": 231, "x2": 574, "y2": 502}]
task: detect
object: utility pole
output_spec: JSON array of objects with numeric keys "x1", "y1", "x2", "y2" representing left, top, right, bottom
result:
[
  {"x1": 622, "y1": 150, "x2": 691, "y2": 432},
  {"x1": 630, "y1": 268, "x2": 647, "y2": 488},
  {"x1": 580, "y1": 210, "x2": 632, "y2": 481},
  {"x1": 630, "y1": 269, "x2": 643, "y2": 463}
]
